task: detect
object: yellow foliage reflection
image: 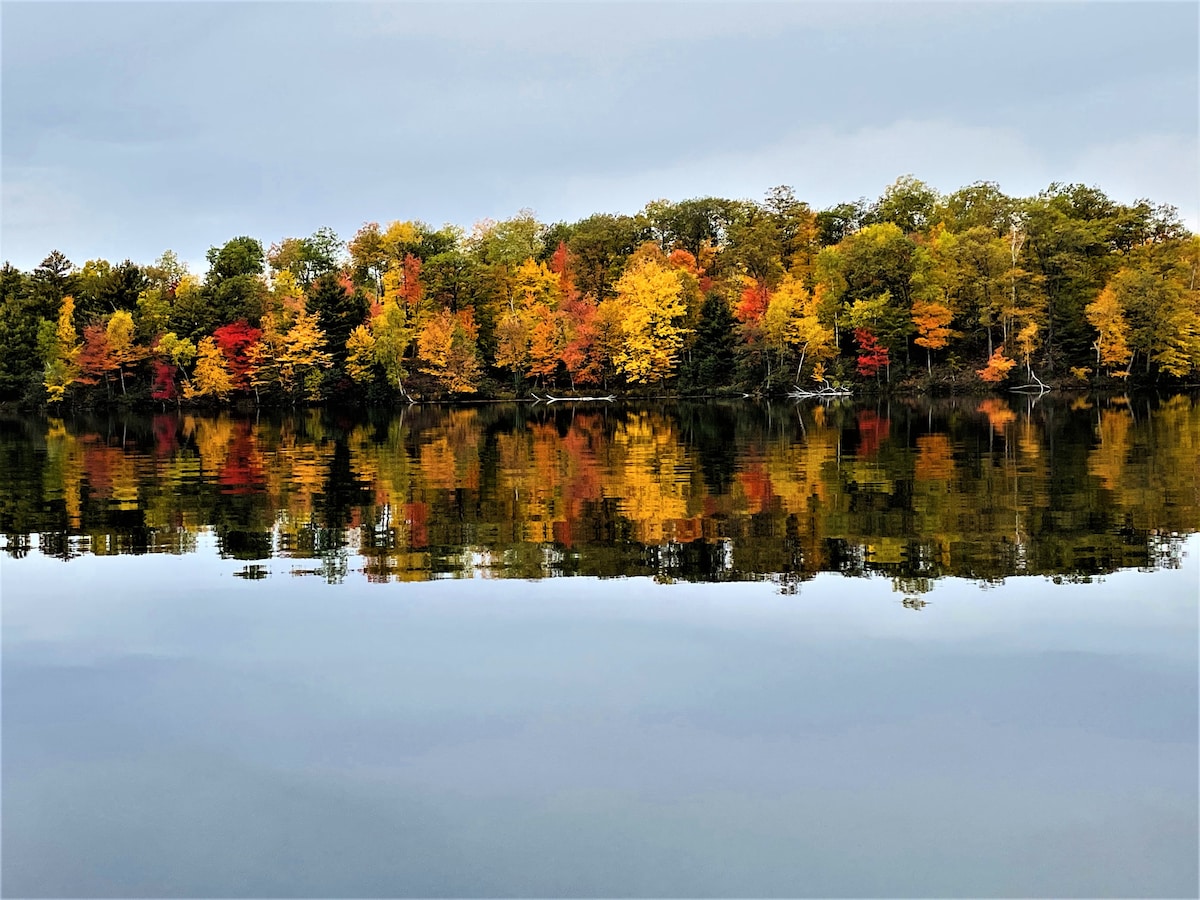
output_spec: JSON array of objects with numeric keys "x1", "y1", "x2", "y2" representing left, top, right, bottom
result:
[{"x1": 4, "y1": 397, "x2": 1198, "y2": 589}]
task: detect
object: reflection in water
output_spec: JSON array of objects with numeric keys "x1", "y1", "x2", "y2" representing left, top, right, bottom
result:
[{"x1": 1, "y1": 395, "x2": 1197, "y2": 590}]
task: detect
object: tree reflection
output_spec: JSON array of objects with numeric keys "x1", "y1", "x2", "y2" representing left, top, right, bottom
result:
[{"x1": 2, "y1": 396, "x2": 1197, "y2": 590}]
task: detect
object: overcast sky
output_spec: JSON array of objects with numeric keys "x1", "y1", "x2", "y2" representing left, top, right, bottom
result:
[{"x1": 2, "y1": 1, "x2": 1197, "y2": 273}]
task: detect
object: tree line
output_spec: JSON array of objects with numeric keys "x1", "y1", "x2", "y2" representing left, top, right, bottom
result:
[{"x1": 1, "y1": 176, "x2": 1197, "y2": 407}]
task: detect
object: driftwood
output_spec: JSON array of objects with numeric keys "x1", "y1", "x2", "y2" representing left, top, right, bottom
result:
[
  {"x1": 787, "y1": 383, "x2": 853, "y2": 399},
  {"x1": 530, "y1": 393, "x2": 616, "y2": 404},
  {"x1": 1009, "y1": 368, "x2": 1050, "y2": 394}
]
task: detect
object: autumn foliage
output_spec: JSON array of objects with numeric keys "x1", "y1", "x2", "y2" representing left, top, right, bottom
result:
[
  {"x1": 12, "y1": 178, "x2": 1199, "y2": 408},
  {"x1": 854, "y1": 328, "x2": 889, "y2": 377},
  {"x1": 212, "y1": 322, "x2": 262, "y2": 392},
  {"x1": 977, "y1": 346, "x2": 1017, "y2": 383}
]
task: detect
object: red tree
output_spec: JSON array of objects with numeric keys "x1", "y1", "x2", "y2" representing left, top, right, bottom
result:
[
  {"x1": 561, "y1": 297, "x2": 601, "y2": 387},
  {"x1": 735, "y1": 279, "x2": 770, "y2": 323},
  {"x1": 150, "y1": 360, "x2": 178, "y2": 401},
  {"x1": 401, "y1": 253, "x2": 423, "y2": 310},
  {"x1": 550, "y1": 241, "x2": 578, "y2": 302},
  {"x1": 854, "y1": 328, "x2": 889, "y2": 377},
  {"x1": 76, "y1": 324, "x2": 115, "y2": 387},
  {"x1": 212, "y1": 321, "x2": 262, "y2": 392}
]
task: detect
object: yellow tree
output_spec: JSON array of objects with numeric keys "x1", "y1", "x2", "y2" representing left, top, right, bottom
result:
[
  {"x1": 610, "y1": 258, "x2": 688, "y2": 384},
  {"x1": 157, "y1": 332, "x2": 196, "y2": 368},
  {"x1": 41, "y1": 295, "x2": 81, "y2": 403},
  {"x1": 382, "y1": 220, "x2": 422, "y2": 264},
  {"x1": 277, "y1": 310, "x2": 333, "y2": 400},
  {"x1": 1085, "y1": 284, "x2": 1132, "y2": 375},
  {"x1": 345, "y1": 324, "x2": 377, "y2": 384},
  {"x1": 418, "y1": 309, "x2": 481, "y2": 393},
  {"x1": 508, "y1": 258, "x2": 564, "y2": 382},
  {"x1": 136, "y1": 285, "x2": 171, "y2": 341},
  {"x1": 591, "y1": 299, "x2": 626, "y2": 388},
  {"x1": 268, "y1": 269, "x2": 305, "y2": 321},
  {"x1": 372, "y1": 300, "x2": 415, "y2": 392},
  {"x1": 153, "y1": 331, "x2": 197, "y2": 399},
  {"x1": 512, "y1": 257, "x2": 559, "y2": 313},
  {"x1": 761, "y1": 274, "x2": 834, "y2": 386},
  {"x1": 494, "y1": 310, "x2": 531, "y2": 385},
  {"x1": 1153, "y1": 300, "x2": 1200, "y2": 378},
  {"x1": 1105, "y1": 260, "x2": 1200, "y2": 379},
  {"x1": 106, "y1": 309, "x2": 144, "y2": 395},
  {"x1": 185, "y1": 336, "x2": 234, "y2": 399},
  {"x1": 251, "y1": 306, "x2": 332, "y2": 402},
  {"x1": 1014, "y1": 318, "x2": 1040, "y2": 377},
  {"x1": 527, "y1": 305, "x2": 567, "y2": 382}
]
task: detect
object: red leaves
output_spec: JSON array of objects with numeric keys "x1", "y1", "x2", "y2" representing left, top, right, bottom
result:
[
  {"x1": 76, "y1": 324, "x2": 115, "y2": 385},
  {"x1": 855, "y1": 409, "x2": 890, "y2": 457},
  {"x1": 150, "y1": 360, "x2": 177, "y2": 401},
  {"x1": 217, "y1": 422, "x2": 265, "y2": 495},
  {"x1": 401, "y1": 253, "x2": 423, "y2": 309},
  {"x1": 550, "y1": 241, "x2": 577, "y2": 301},
  {"x1": 854, "y1": 328, "x2": 889, "y2": 377},
  {"x1": 562, "y1": 298, "x2": 601, "y2": 386},
  {"x1": 212, "y1": 321, "x2": 262, "y2": 392},
  {"x1": 735, "y1": 279, "x2": 770, "y2": 324}
]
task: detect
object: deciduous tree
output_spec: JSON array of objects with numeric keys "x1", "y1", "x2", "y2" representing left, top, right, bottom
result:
[
  {"x1": 610, "y1": 258, "x2": 688, "y2": 384},
  {"x1": 185, "y1": 337, "x2": 234, "y2": 400},
  {"x1": 854, "y1": 328, "x2": 889, "y2": 377},
  {"x1": 418, "y1": 309, "x2": 481, "y2": 393}
]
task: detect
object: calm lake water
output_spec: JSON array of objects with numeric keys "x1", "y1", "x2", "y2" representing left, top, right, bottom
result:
[{"x1": 2, "y1": 396, "x2": 1198, "y2": 897}]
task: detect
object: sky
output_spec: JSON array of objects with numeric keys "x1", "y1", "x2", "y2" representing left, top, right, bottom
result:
[{"x1": 2, "y1": 1, "x2": 1198, "y2": 273}]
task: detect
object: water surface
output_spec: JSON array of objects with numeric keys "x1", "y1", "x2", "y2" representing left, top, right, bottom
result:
[{"x1": 3, "y1": 396, "x2": 1197, "y2": 897}]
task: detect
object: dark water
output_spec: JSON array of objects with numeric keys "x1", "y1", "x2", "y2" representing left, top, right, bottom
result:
[{"x1": 2, "y1": 396, "x2": 1198, "y2": 897}]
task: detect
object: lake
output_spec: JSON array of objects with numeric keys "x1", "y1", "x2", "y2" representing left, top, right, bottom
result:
[{"x1": 2, "y1": 395, "x2": 1197, "y2": 897}]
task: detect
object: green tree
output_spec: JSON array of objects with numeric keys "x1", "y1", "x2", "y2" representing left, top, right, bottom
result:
[
  {"x1": 204, "y1": 236, "x2": 268, "y2": 327},
  {"x1": 268, "y1": 227, "x2": 343, "y2": 286},
  {"x1": 684, "y1": 293, "x2": 736, "y2": 388},
  {"x1": 307, "y1": 272, "x2": 368, "y2": 366},
  {"x1": 0, "y1": 265, "x2": 43, "y2": 401},
  {"x1": 866, "y1": 175, "x2": 940, "y2": 235},
  {"x1": 29, "y1": 251, "x2": 77, "y2": 320},
  {"x1": 567, "y1": 213, "x2": 650, "y2": 301}
]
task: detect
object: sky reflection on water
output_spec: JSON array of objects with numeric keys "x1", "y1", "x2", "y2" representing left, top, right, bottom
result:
[{"x1": 3, "y1": 534, "x2": 1197, "y2": 898}]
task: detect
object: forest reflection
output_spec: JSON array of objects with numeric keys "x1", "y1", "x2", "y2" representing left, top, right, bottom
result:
[{"x1": 1, "y1": 395, "x2": 1196, "y2": 593}]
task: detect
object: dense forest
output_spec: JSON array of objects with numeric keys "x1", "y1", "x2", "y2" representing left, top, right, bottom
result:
[{"x1": 2, "y1": 176, "x2": 1198, "y2": 407}]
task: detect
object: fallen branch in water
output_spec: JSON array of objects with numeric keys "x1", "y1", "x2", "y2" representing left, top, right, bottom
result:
[
  {"x1": 530, "y1": 393, "x2": 616, "y2": 404},
  {"x1": 1009, "y1": 368, "x2": 1050, "y2": 394},
  {"x1": 788, "y1": 383, "x2": 853, "y2": 399}
]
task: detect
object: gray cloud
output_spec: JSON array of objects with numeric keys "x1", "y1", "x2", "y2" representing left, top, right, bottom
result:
[{"x1": 3, "y1": 1, "x2": 1197, "y2": 270}]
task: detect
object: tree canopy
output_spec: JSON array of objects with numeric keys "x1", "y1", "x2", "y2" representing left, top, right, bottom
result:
[{"x1": 1, "y1": 176, "x2": 1195, "y2": 406}]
